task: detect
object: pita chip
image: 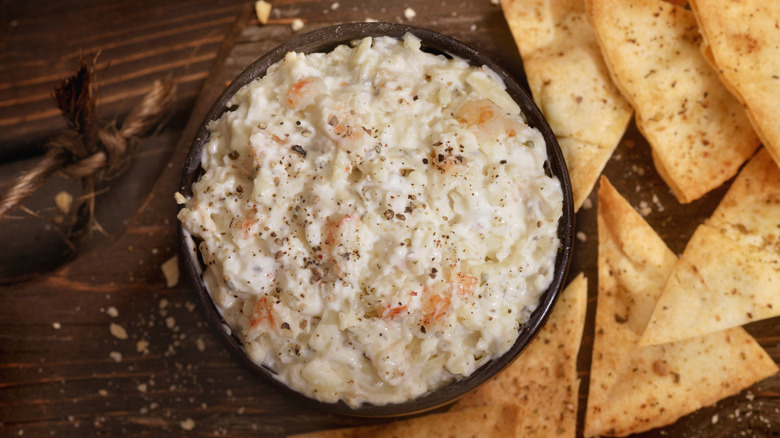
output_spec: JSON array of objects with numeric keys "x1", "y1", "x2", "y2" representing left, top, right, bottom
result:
[
  {"x1": 586, "y1": 0, "x2": 760, "y2": 203},
  {"x1": 502, "y1": 0, "x2": 632, "y2": 211},
  {"x1": 453, "y1": 273, "x2": 588, "y2": 437},
  {"x1": 585, "y1": 176, "x2": 778, "y2": 437},
  {"x1": 641, "y1": 148, "x2": 780, "y2": 346},
  {"x1": 690, "y1": 0, "x2": 780, "y2": 167},
  {"x1": 288, "y1": 404, "x2": 523, "y2": 438}
]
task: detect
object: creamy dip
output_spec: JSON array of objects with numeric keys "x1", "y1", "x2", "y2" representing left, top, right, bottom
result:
[{"x1": 178, "y1": 33, "x2": 562, "y2": 407}]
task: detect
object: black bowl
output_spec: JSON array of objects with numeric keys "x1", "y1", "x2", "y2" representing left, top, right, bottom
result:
[{"x1": 178, "y1": 22, "x2": 574, "y2": 417}]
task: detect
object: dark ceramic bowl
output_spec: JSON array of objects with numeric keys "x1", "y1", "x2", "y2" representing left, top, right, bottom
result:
[{"x1": 178, "y1": 22, "x2": 574, "y2": 417}]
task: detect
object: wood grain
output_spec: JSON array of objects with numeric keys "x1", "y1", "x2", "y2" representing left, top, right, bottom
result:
[{"x1": 1, "y1": 1, "x2": 778, "y2": 437}]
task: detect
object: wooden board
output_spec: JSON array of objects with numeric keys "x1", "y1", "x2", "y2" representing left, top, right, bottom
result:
[{"x1": 1, "y1": 1, "x2": 778, "y2": 437}]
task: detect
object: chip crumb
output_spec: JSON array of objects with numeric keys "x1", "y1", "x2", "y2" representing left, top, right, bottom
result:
[
  {"x1": 106, "y1": 306, "x2": 119, "y2": 318},
  {"x1": 159, "y1": 298, "x2": 169, "y2": 310},
  {"x1": 174, "y1": 192, "x2": 187, "y2": 205},
  {"x1": 136, "y1": 340, "x2": 149, "y2": 353},
  {"x1": 746, "y1": 391, "x2": 755, "y2": 401},
  {"x1": 712, "y1": 414, "x2": 719, "y2": 424},
  {"x1": 54, "y1": 191, "x2": 73, "y2": 214},
  {"x1": 161, "y1": 256, "x2": 179, "y2": 288},
  {"x1": 52, "y1": 322, "x2": 61, "y2": 330},
  {"x1": 196, "y1": 337, "x2": 206, "y2": 352},
  {"x1": 180, "y1": 418, "x2": 196, "y2": 431},
  {"x1": 109, "y1": 323, "x2": 128, "y2": 340},
  {"x1": 166, "y1": 316, "x2": 176, "y2": 329},
  {"x1": 109, "y1": 351, "x2": 122, "y2": 362},
  {"x1": 254, "y1": 0, "x2": 272, "y2": 24},
  {"x1": 331, "y1": 2, "x2": 339, "y2": 9},
  {"x1": 404, "y1": 7, "x2": 416, "y2": 20},
  {"x1": 576, "y1": 231, "x2": 587, "y2": 242},
  {"x1": 98, "y1": 389, "x2": 108, "y2": 396},
  {"x1": 137, "y1": 383, "x2": 148, "y2": 393},
  {"x1": 291, "y1": 18, "x2": 304, "y2": 31}
]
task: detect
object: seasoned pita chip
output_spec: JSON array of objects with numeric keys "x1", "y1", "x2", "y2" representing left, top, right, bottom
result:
[
  {"x1": 585, "y1": 177, "x2": 778, "y2": 437},
  {"x1": 641, "y1": 148, "x2": 780, "y2": 345},
  {"x1": 690, "y1": 0, "x2": 780, "y2": 166},
  {"x1": 288, "y1": 404, "x2": 523, "y2": 438},
  {"x1": 586, "y1": 0, "x2": 760, "y2": 203},
  {"x1": 502, "y1": 0, "x2": 632, "y2": 210},
  {"x1": 453, "y1": 273, "x2": 587, "y2": 437}
]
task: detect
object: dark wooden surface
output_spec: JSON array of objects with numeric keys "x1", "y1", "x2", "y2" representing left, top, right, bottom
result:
[{"x1": 1, "y1": 1, "x2": 778, "y2": 436}]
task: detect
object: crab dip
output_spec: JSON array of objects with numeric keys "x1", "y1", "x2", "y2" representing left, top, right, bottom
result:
[{"x1": 177, "y1": 33, "x2": 563, "y2": 407}]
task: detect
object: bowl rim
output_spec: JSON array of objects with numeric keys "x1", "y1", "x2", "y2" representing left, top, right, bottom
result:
[{"x1": 177, "y1": 21, "x2": 574, "y2": 418}]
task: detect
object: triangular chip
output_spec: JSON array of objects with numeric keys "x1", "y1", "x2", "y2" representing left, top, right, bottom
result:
[
  {"x1": 586, "y1": 0, "x2": 760, "y2": 203},
  {"x1": 641, "y1": 148, "x2": 780, "y2": 345},
  {"x1": 502, "y1": 0, "x2": 632, "y2": 210},
  {"x1": 585, "y1": 176, "x2": 778, "y2": 437},
  {"x1": 288, "y1": 404, "x2": 523, "y2": 438},
  {"x1": 453, "y1": 273, "x2": 587, "y2": 437},
  {"x1": 690, "y1": 0, "x2": 780, "y2": 167}
]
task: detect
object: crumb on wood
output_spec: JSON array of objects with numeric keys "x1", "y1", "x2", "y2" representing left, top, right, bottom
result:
[
  {"x1": 582, "y1": 197, "x2": 593, "y2": 210},
  {"x1": 54, "y1": 191, "x2": 73, "y2": 214},
  {"x1": 180, "y1": 418, "x2": 196, "y2": 431},
  {"x1": 136, "y1": 339, "x2": 149, "y2": 353},
  {"x1": 291, "y1": 18, "x2": 304, "y2": 31},
  {"x1": 109, "y1": 323, "x2": 128, "y2": 340},
  {"x1": 638, "y1": 200, "x2": 651, "y2": 216},
  {"x1": 255, "y1": 0, "x2": 272, "y2": 24},
  {"x1": 404, "y1": 7, "x2": 416, "y2": 20},
  {"x1": 161, "y1": 256, "x2": 179, "y2": 288}
]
